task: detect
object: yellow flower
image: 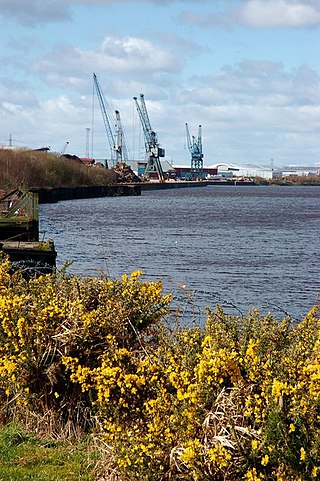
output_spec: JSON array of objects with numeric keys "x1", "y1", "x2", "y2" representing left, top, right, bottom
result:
[
  {"x1": 180, "y1": 446, "x2": 196, "y2": 464},
  {"x1": 289, "y1": 423, "x2": 295, "y2": 433},
  {"x1": 252, "y1": 439, "x2": 259, "y2": 450},
  {"x1": 300, "y1": 447, "x2": 307, "y2": 461},
  {"x1": 245, "y1": 467, "x2": 264, "y2": 481},
  {"x1": 312, "y1": 466, "x2": 320, "y2": 478}
]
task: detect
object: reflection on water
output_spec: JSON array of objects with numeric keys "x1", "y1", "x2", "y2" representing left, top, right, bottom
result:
[{"x1": 40, "y1": 185, "x2": 320, "y2": 322}]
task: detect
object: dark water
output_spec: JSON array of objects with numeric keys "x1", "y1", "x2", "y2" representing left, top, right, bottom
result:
[{"x1": 40, "y1": 185, "x2": 320, "y2": 322}]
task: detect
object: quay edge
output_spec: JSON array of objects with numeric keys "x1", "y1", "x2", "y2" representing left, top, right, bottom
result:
[
  {"x1": 132, "y1": 179, "x2": 257, "y2": 191},
  {"x1": 30, "y1": 184, "x2": 141, "y2": 204}
]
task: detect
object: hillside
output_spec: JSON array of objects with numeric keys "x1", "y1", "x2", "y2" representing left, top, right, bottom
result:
[{"x1": 0, "y1": 148, "x2": 114, "y2": 192}]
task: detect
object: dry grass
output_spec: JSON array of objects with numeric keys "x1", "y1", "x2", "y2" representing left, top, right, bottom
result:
[{"x1": 0, "y1": 148, "x2": 113, "y2": 190}]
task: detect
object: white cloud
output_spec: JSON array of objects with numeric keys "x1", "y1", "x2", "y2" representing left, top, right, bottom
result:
[
  {"x1": 100, "y1": 37, "x2": 180, "y2": 73},
  {"x1": 3, "y1": 0, "x2": 320, "y2": 29},
  {"x1": 242, "y1": 0, "x2": 320, "y2": 28},
  {"x1": 180, "y1": 0, "x2": 320, "y2": 29},
  {"x1": 168, "y1": 59, "x2": 320, "y2": 162},
  {"x1": 179, "y1": 60, "x2": 320, "y2": 109},
  {"x1": 1, "y1": 55, "x2": 319, "y2": 164},
  {"x1": 30, "y1": 36, "x2": 181, "y2": 92},
  {"x1": 0, "y1": 0, "x2": 211, "y2": 25},
  {"x1": 0, "y1": 0, "x2": 70, "y2": 25}
]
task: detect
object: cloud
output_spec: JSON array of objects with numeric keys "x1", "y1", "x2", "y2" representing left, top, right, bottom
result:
[
  {"x1": 0, "y1": 77, "x2": 38, "y2": 107},
  {"x1": 30, "y1": 36, "x2": 181, "y2": 92},
  {"x1": 4, "y1": 0, "x2": 320, "y2": 29},
  {"x1": 177, "y1": 60, "x2": 320, "y2": 111},
  {"x1": 100, "y1": 36, "x2": 180, "y2": 72},
  {"x1": 0, "y1": 0, "x2": 71, "y2": 25},
  {"x1": 0, "y1": 0, "x2": 211, "y2": 25},
  {"x1": 180, "y1": 0, "x2": 320, "y2": 29},
  {"x1": 1, "y1": 57, "x2": 319, "y2": 165},
  {"x1": 0, "y1": 1, "x2": 319, "y2": 165},
  {"x1": 241, "y1": 0, "x2": 320, "y2": 28}
]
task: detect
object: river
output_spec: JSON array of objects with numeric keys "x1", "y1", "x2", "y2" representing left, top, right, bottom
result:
[{"x1": 40, "y1": 185, "x2": 320, "y2": 323}]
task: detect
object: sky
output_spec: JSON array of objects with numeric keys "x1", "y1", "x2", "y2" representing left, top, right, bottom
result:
[{"x1": 0, "y1": 0, "x2": 319, "y2": 168}]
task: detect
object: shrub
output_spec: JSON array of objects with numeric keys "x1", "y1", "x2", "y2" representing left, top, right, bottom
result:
[
  {"x1": 0, "y1": 258, "x2": 171, "y2": 434},
  {"x1": 0, "y1": 149, "x2": 113, "y2": 190},
  {"x1": 0, "y1": 257, "x2": 319, "y2": 480}
]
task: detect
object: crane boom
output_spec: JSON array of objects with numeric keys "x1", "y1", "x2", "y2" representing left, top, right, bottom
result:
[
  {"x1": 186, "y1": 123, "x2": 192, "y2": 151},
  {"x1": 137, "y1": 94, "x2": 155, "y2": 147},
  {"x1": 114, "y1": 110, "x2": 129, "y2": 163},
  {"x1": 133, "y1": 94, "x2": 165, "y2": 182},
  {"x1": 93, "y1": 73, "x2": 116, "y2": 163},
  {"x1": 93, "y1": 73, "x2": 130, "y2": 166},
  {"x1": 60, "y1": 141, "x2": 69, "y2": 156}
]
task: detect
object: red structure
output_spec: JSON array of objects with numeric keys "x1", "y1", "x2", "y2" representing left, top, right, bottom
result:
[{"x1": 173, "y1": 165, "x2": 217, "y2": 179}]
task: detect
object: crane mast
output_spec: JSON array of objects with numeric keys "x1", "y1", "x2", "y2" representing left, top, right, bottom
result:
[
  {"x1": 133, "y1": 94, "x2": 165, "y2": 182},
  {"x1": 186, "y1": 123, "x2": 204, "y2": 179}
]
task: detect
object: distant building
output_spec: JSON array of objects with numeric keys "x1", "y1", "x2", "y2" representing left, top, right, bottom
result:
[
  {"x1": 273, "y1": 166, "x2": 320, "y2": 178},
  {"x1": 173, "y1": 165, "x2": 217, "y2": 179},
  {"x1": 173, "y1": 162, "x2": 273, "y2": 180},
  {"x1": 127, "y1": 159, "x2": 176, "y2": 178},
  {"x1": 208, "y1": 163, "x2": 273, "y2": 180}
]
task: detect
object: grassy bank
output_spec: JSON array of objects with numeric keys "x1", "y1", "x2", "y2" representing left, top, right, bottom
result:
[
  {"x1": 0, "y1": 423, "x2": 96, "y2": 481},
  {"x1": 0, "y1": 149, "x2": 113, "y2": 191},
  {"x1": 0, "y1": 257, "x2": 319, "y2": 480}
]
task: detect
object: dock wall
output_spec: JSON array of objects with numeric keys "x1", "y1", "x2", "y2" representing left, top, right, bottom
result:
[
  {"x1": 138, "y1": 180, "x2": 256, "y2": 191},
  {"x1": 30, "y1": 180, "x2": 257, "y2": 204},
  {"x1": 31, "y1": 184, "x2": 141, "y2": 204}
]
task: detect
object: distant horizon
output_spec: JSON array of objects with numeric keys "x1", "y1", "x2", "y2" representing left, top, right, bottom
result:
[{"x1": 1, "y1": 143, "x2": 319, "y2": 171}]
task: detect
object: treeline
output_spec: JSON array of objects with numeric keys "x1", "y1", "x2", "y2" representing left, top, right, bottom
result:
[
  {"x1": 0, "y1": 149, "x2": 113, "y2": 191},
  {"x1": 0, "y1": 257, "x2": 319, "y2": 480}
]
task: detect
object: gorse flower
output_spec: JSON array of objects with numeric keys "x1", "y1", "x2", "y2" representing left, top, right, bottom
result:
[{"x1": 0, "y1": 258, "x2": 319, "y2": 481}]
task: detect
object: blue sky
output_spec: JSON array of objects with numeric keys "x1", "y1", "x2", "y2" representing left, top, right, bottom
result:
[{"x1": 0, "y1": 0, "x2": 319, "y2": 167}]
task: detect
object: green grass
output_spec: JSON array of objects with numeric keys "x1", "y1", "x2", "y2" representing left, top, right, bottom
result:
[{"x1": 0, "y1": 424, "x2": 98, "y2": 481}]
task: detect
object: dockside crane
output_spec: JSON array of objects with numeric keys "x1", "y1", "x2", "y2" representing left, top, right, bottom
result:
[
  {"x1": 114, "y1": 109, "x2": 129, "y2": 163},
  {"x1": 93, "y1": 73, "x2": 128, "y2": 166},
  {"x1": 185, "y1": 123, "x2": 204, "y2": 179},
  {"x1": 133, "y1": 94, "x2": 165, "y2": 182}
]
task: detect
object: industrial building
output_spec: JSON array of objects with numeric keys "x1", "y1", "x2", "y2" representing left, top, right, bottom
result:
[
  {"x1": 211, "y1": 163, "x2": 273, "y2": 180},
  {"x1": 273, "y1": 166, "x2": 320, "y2": 178},
  {"x1": 173, "y1": 165, "x2": 217, "y2": 179},
  {"x1": 173, "y1": 162, "x2": 273, "y2": 180}
]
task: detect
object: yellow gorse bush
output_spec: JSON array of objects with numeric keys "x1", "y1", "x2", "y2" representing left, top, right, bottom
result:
[
  {"x1": 0, "y1": 257, "x2": 319, "y2": 480},
  {"x1": 0, "y1": 258, "x2": 171, "y2": 425}
]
